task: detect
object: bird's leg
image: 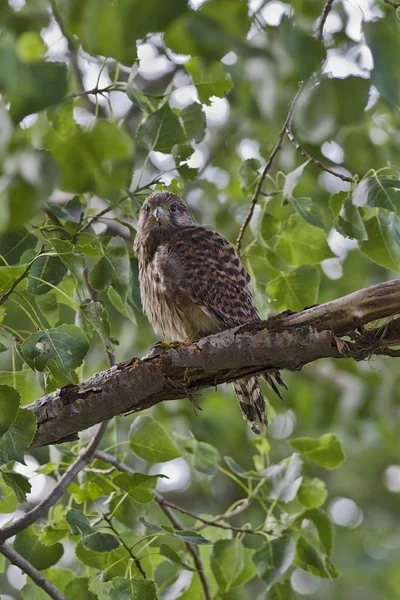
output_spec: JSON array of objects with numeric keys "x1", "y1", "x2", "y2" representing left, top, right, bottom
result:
[{"x1": 154, "y1": 339, "x2": 182, "y2": 349}]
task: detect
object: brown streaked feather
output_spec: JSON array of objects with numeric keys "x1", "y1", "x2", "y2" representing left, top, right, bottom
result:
[{"x1": 135, "y1": 192, "x2": 286, "y2": 432}]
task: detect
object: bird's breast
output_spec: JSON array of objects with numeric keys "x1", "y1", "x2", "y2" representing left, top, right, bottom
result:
[{"x1": 138, "y1": 260, "x2": 219, "y2": 341}]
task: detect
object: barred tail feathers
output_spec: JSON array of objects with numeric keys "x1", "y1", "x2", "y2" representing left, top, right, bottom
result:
[
  {"x1": 233, "y1": 377, "x2": 267, "y2": 434},
  {"x1": 263, "y1": 370, "x2": 288, "y2": 402}
]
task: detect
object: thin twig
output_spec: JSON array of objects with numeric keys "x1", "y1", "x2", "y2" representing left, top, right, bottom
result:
[
  {"x1": 0, "y1": 262, "x2": 33, "y2": 306},
  {"x1": 44, "y1": 209, "x2": 73, "y2": 240},
  {"x1": 236, "y1": 86, "x2": 303, "y2": 254},
  {"x1": 67, "y1": 84, "x2": 125, "y2": 100},
  {"x1": 103, "y1": 515, "x2": 147, "y2": 579},
  {"x1": 318, "y1": 0, "x2": 335, "y2": 41},
  {"x1": 0, "y1": 421, "x2": 109, "y2": 544},
  {"x1": 383, "y1": 0, "x2": 400, "y2": 7},
  {"x1": 94, "y1": 450, "x2": 212, "y2": 600},
  {"x1": 285, "y1": 124, "x2": 355, "y2": 183},
  {"x1": 156, "y1": 499, "x2": 212, "y2": 600},
  {"x1": 160, "y1": 499, "x2": 256, "y2": 534},
  {"x1": 0, "y1": 543, "x2": 66, "y2": 600}
]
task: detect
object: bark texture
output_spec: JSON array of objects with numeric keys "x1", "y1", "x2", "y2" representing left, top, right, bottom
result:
[{"x1": 27, "y1": 279, "x2": 400, "y2": 449}]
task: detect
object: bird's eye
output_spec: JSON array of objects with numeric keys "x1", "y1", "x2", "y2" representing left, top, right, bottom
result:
[
  {"x1": 144, "y1": 204, "x2": 150, "y2": 214},
  {"x1": 170, "y1": 203, "x2": 178, "y2": 213}
]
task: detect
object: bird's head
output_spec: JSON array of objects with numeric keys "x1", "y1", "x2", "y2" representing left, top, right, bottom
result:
[{"x1": 138, "y1": 192, "x2": 193, "y2": 233}]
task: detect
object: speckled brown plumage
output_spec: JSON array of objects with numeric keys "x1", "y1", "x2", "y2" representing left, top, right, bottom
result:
[{"x1": 134, "y1": 191, "x2": 286, "y2": 432}]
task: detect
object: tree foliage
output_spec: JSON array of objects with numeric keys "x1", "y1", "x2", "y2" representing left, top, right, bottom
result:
[{"x1": 0, "y1": 0, "x2": 399, "y2": 598}]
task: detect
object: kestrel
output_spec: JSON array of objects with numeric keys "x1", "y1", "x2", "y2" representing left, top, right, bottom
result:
[{"x1": 134, "y1": 192, "x2": 285, "y2": 432}]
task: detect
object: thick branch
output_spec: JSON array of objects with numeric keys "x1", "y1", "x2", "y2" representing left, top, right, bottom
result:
[
  {"x1": 0, "y1": 543, "x2": 65, "y2": 600},
  {"x1": 23, "y1": 279, "x2": 400, "y2": 450}
]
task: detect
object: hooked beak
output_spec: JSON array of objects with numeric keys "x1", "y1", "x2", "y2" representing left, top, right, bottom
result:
[{"x1": 153, "y1": 206, "x2": 168, "y2": 222}]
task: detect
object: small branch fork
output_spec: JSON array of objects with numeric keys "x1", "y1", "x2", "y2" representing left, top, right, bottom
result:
[
  {"x1": 236, "y1": 86, "x2": 304, "y2": 253},
  {"x1": 95, "y1": 451, "x2": 213, "y2": 600},
  {"x1": 235, "y1": 79, "x2": 356, "y2": 253}
]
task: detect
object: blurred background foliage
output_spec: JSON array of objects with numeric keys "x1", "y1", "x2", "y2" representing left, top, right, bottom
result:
[{"x1": 0, "y1": 0, "x2": 400, "y2": 598}]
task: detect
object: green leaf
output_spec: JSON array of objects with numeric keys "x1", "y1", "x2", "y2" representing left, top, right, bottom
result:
[
  {"x1": 107, "y1": 286, "x2": 137, "y2": 323},
  {"x1": 352, "y1": 177, "x2": 400, "y2": 213},
  {"x1": 68, "y1": 481, "x2": 104, "y2": 504},
  {"x1": 211, "y1": 538, "x2": 245, "y2": 592},
  {"x1": 137, "y1": 104, "x2": 186, "y2": 154},
  {"x1": 20, "y1": 324, "x2": 90, "y2": 380},
  {"x1": 174, "y1": 434, "x2": 221, "y2": 474},
  {"x1": 335, "y1": 198, "x2": 367, "y2": 241},
  {"x1": 89, "y1": 236, "x2": 131, "y2": 300},
  {"x1": 40, "y1": 523, "x2": 69, "y2": 547},
  {"x1": 129, "y1": 415, "x2": 183, "y2": 463},
  {"x1": 290, "y1": 197, "x2": 325, "y2": 229},
  {"x1": 263, "y1": 453, "x2": 303, "y2": 502},
  {"x1": 252, "y1": 534, "x2": 296, "y2": 589},
  {"x1": 276, "y1": 214, "x2": 333, "y2": 266},
  {"x1": 0, "y1": 370, "x2": 43, "y2": 405},
  {"x1": 46, "y1": 115, "x2": 133, "y2": 199},
  {"x1": 80, "y1": 300, "x2": 115, "y2": 350},
  {"x1": 360, "y1": 209, "x2": 400, "y2": 271},
  {"x1": 0, "y1": 475, "x2": 18, "y2": 513},
  {"x1": 48, "y1": 238, "x2": 86, "y2": 284},
  {"x1": 27, "y1": 255, "x2": 67, "y2": 295},
  {"x1": 185, "y1": 58, "x2": 233, "y2": 104},
  {"x1": 180, "y1": 103, "x2": 206, "y2": 143},
  {"x1": 297, "y1": 508, "x2": 333, "y2": 556},
  {"x1": 0, "y1": 406, "x2": 37, "y2": 464},
  {"x1": 78, "y1": 0, "x2": 187, "y2": 65},
  {"x1": 66, "y1": 509, "x2": 119, "y2": 552},
  {"x1": 260, "y1": 211, "x2": 281, "y2": 243},
  {"x1": 0, "y1": 264, "x2": 29, "y2": 294},
  {"x1": 267, "y1": 266, "x2": 320, "y2": 312},
  {"x1": 0, "y1": 343, "x2": 7, "y2": 353},
  {"x1": 173, "y1": 530, "x2": 212, "y2": 545},
  {"x1": 159, "y1": 543, "x2": 196, "y2": 571},
  {"x1": 298, "y1": 476, "x2": 328, "y2": 508},
  {"x1": 76, "y1": 542, "x2": 129, "y2": 578},
  {"x1": 0, "y1": 33, "x2": 68, "y2": 121},
  {"x1": 139, "y1": 517, "x2": 211, "y2": 545},
  {"x1": 366, "y1": 19, "x2": 400, "y2": 106},
  {"x1": 108, "y1": 577, "x2": 157, "y2": 600},
  {"x1": 2, "y1": 470, "x2": 31, "y2": 502},
  {"x1": 0, "y1": 384, "x2": 20, "y2": 437},
  {"x1": 232, "y1": 547, "x2": 257, "y2": 588},
  {"x1": 293, "y1": 76, "x2": 370, "y2": 142},
  {"x1": 65, "y1": 578, "x2": 97, "y2": 600},
  {"x1": 14, "y1": 528, "x2": 63, "y2": 570},
  {"x1": 113, "y1": 472, "x2": 164, "y2": 503},
  {"x1": 0, "y1": 229, "x2": 37, "y2": 264},
  {"x1": 290, "y1": 433, "x2": 346, "y2": 469},
  {"x1": 239, "y1": 158, "x2": 261, "y2": 194},
  {"x1": 283, "y1": 161, "x2": 310, "y2": 200},
  {"x1": 294, "y1": 535, "x2": 339, "y2": 578},
  {"x1": 47, "y1": 196, "x2": 83, "y2": 224},
  {"x1": 268, "y1": 580, "x2": 298, "y2": 600}
]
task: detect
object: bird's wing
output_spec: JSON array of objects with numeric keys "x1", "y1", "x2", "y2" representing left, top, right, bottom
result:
[{"x1": 162, "y1": 226, "x2": 259, "y2": 327}]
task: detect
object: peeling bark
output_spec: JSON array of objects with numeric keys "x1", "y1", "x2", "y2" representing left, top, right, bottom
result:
[{"x1": 27, "y1": 279, "x2": 400, "y2": 449}]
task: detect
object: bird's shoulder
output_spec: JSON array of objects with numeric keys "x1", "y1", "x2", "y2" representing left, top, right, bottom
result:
[{"x1": 163, "y1": 225, "x2": 251, "y2": 283}]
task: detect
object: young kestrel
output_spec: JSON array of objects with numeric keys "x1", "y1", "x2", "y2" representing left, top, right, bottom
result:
[{"x1": 134, "y1": 192, "x2": 285, "y2": 432}]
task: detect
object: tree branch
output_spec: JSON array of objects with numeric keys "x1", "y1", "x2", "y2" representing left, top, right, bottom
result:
[
  {"x1": 0, "y1": 542, "x2": 66, "y2": 600},
  {"x1": 285, "y1": 122, "x2": 355, "y2": 183},
  {"x1": 318, "y1": 0, "x2": 335, "y2": 41},
  {"x1": 236, "y1": 86, "x2": 304, "y2": 254},
  {"x1": 95, "y1": 450, "x2": 212, "y2": 600},
  {"x1": 0, "y1": 421, "x2": 109, "y2": 544},
  {"x1": 19, "y1": 279, "x2": 400, "y2": 450}
]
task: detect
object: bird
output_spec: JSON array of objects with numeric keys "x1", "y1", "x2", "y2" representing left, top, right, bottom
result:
[{"x1": 134, "y1": 191, "x2": 286, "y2": 433}]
